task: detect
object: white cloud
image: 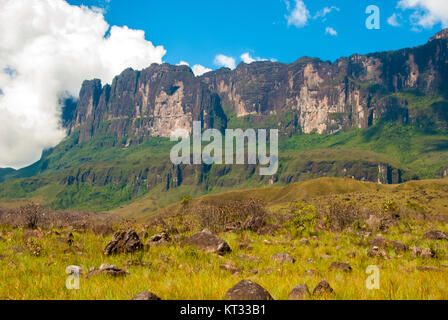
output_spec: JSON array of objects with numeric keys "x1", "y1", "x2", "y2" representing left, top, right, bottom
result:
[
  {"x1": 286, "y1": 0, "x2": 310, "y2": 28},
  {"x1": 214, "y1": 54, "x2": 236, "y2": 69},
  {"x1": 398, "y1": 0, "x2": 448, "y2": 28},
  {"x1": 0, "y1": 0, "x2": 166, "y2": 169},
  {"x1": 240, "y1": 52, "x2": 268, "y2": 64},
  {"x1": 314, "y1": 6, "x2": 340, "y2": 19},
  {"x1": 388, "y1": 13, "x2": 402, "y2": 27},
  {"x1": 325, "y1": 26, "x2": 338, "y2": 36},
  {"x1": 177, "y1": 61, "x2": 212, "y2": 76},
  {"x1": 191, "y1": 64, "x2": 212, "y2": 76}
]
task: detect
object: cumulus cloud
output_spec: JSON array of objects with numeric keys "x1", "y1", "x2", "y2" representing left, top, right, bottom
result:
[
  {"x1": 240, "y1": 52, "x2": 269, "y2": 64},
  {"x1": 286, "y1": 0, "x2": 310, "y2": 28},
  {"x1": 388, "y1": 13, "x2": 402, "y2": 27},
  {"x1": 325, "y1": 27, "x2": 338, "y2": 36},
  {"x1": 214, "y1": 54, "x2": 236, "y2": 69},
  {"x1": 192, "y1": 65, "x2": 212, "y2": 76},
  {"x1": 177, "y1": 61, "x2": 212, "y2": 76},
  {"x1": 314, "y1": 6, "x2": 340, "y2": 20},
  {"x1": 0, "y1": 0, "x2": 166, "y2": 169},
  {"x1": 398, "y1": 0, "x2": 448, "y2": 28}
]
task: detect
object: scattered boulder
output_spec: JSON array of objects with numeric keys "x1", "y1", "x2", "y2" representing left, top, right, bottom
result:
[
  {"x1": 238, "y1": 243, "x2": 254, "y2": 251},
  {"x1": 147, "y1": 231, "x2": 170, "y2": 247},
  {"x1": 224, "y1": 222, "x2": 241, "y2": 232},
  {"x1": 421, "y1": 248, "x2": 436, "y2": 259},
  {"x1": 289, "y1": 284, "x2": 310, "y2": 300},
  {"x1": 313, "y1": 280, "x2": 334, "y2": 297},
  {"x1": 184, "y1": 229, "x2": 231, "y2": 255},
  {"x1": 424, "y1": 230, "x2": 448, "y2": 241},
  {"x1": 416, "y1": 266, "x2": 443, "y2": 273},
  {"x1": 390, "y1": 240, "x2": 407, "y2": 253},
  {"x1": 299, "y1": 238, "x2": 309, "y2": 245},
  {"x1": 103, "y1": 230, "x2": 144, "y2": 256},
  {"x1": 411, "y1": 246, "x2": 435, "y2": 259},
  {"x1": 224, "y1": 280, "x2": 273, "y2": 300},
  {"x1": 23, "y1": 229, "x2": 44, "y2": 240},
  {"x1": 220, "y1": 261, "x2": 241, "y2": 274},
  {"x1": 271, "y1": 253, "x2": 296, "y2": 264},
  {"x1": 132, "y1": 291, "x2": 161, "y2": 300},
  {"x1": 368, "y1": 246, "x2": 388, "y2": 259},
  {"x1": 242, "y1": 216, "x2": 266, "y2": 233},
  {"x1": 329, "y1": 262, "x2": 352, "y2": 273},
  {"x1": 368, "y1": 234, "x2": 388, "y2": 248},
  {"x1": 87, "y1": 264, "x2": 128, "y2": 278}
]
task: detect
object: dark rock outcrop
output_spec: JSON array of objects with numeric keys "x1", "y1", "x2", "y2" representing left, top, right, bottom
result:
[
  {"x1": 184, "y1": 229, "x2": 231, "y2": 255},
  {"x1": 224, "y1": 280, "x2": 273, "y2": 300},
  {"x1": 132, "y1": 291, "x2": 162, "y2": 300},
  {"x1": 103, "y1": 230, "x2": 144, "y2": 255}
]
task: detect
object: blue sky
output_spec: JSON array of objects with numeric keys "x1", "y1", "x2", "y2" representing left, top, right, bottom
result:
[{"x1": 67, "y1": 0, "x2": 447, "y2": 69}]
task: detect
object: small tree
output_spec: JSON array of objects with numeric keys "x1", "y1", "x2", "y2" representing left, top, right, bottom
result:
[
  {"x1": 19, "y1": 203, "x2": 43, "y2": 229},
  {"x1": 287, "y1": 201, "x2": 318, "y2": 237}
]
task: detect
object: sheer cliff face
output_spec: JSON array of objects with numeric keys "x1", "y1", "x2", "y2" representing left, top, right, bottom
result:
[
  {"x1": 70, "y1": 64, "x2": 226, "y2": 143},
  {"x1": 69, "y1": 30, "x2": 448, "y2": 141}
]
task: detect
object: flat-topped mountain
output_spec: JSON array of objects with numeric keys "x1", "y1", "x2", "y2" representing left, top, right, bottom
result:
[
  {"x1": 1, "y1": 30, "x2": 448, "y2": 212},
  {"x1": 70, "y1": 28, "x2": 448, "y2": 145}
]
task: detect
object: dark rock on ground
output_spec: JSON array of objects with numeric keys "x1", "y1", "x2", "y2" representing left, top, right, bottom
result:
[
  {"x1": 132, "y1": 291, "x2": 162, "y2": 300},
  {"x1": 271, "y1": 253, "x2": 296, "y2": 264},
  {"x1": 424, "y1": 230, "x2": 448, "y2": 241},
  {"x1": 416, "y1": 266, "x2": 443, "y2": 272},
  {"x1": 87, "y1": 264, "x2": 129, "y2": 278},
  {"x1": 368, "y1": 246, "x2": 388, "y2": 259},
  {"x1": 390, "y1": 240, "x2": 407, "y2": 253},
  {"x1": 184, "y1": 229, "x2": 231, "y2": 255},
  {"x1": 103, "y1": 230, "x2": 144, "y2": 256},
  {"x1": 224, "y1": 280, "x2": 273, "y2": 300},
  {"x1": 329, "y1": 262, "x2": 352, "y2": 272},
  {"x1": 368, "y1": 234, "x2": 388, "y2": 248},
  {"x1": 313, "y1": 280, "x2": 334, "y2": 297},
  {"x1": 220, "y1": 261, "x2": 241, "y2": 274},
  {"x1": 242, "y1": 216, "x2": 266, "y2": 233},
  {"x1": 147, "y1": 231, "x2": 170, "y2": 247},
  {"x1": 289, "y1": 284, "x2": 310, "y2": 300}
]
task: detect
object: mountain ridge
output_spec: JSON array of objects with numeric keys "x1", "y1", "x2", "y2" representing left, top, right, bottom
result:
[{"x1": 1, "y1": 29, "x2": 448, "y2": 213}]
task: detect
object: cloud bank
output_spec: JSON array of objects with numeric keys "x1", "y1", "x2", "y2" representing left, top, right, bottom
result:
[
  {"x1": 0, "y1": 0, "x2": 166, "y2": 169},
  {"x1": 398, "y1": 0, "x2": 448, "y2": 28}
]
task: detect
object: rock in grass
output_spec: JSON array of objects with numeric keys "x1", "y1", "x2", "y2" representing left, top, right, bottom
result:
[
  {"x1": 424, "y1": 230, "x2": 448, "y2": 241},
  {"x1": 87, "y1": 264, "x2": 129, "y2": 278},
  {"x1": 416, "y1": 266, "x2": 443, "y2": 273},
  {"x1": 313, "y1": 280, "x2": 334, "y2": 297},
  {"x1": 132, "y1": 291, "x2": 162, "y2": 300},
  {"x1": 103, "y1": 230, "x2": 144, "y2": 256},
  {"x1": 220, "y1": 261, "x2": 241, "y2": 274},
  {"x1": 224, "y1": 280, "x2": 273, "y2": 300},
  {"x1": 411, "y1": 246, "x2": 435, "y2": 259},
  {"x1": 271, "y1": 253, "x2": 296, "y2": 264},
  {"x1": 289, "y1": 284, "x2": 310, "y2": 300},
  {"x1": 390, "y1": 240, "x2": 407, "y2": 253},
  {"x1": 329, "y1": 262, "x2": 352, "y2": 273},
  {"x1": 184, "y1": 229, "x2": 231, "y2": 255},
  {"x1": 368, "y1": 234, "x2": 388, "y2": 248}
]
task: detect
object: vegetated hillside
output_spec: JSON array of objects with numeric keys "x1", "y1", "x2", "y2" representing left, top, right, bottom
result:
[
  {"x1": 0, "y1": 30, "x2": 448, "y2": 212},
  {"x1": 110, "y1": 176, "x2": 448, "y2": 219}
]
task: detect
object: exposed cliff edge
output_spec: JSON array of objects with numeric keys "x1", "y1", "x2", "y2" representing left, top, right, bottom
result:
[{"x1": 69, "y1": 29, "x2": 448, "y2": 143}]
